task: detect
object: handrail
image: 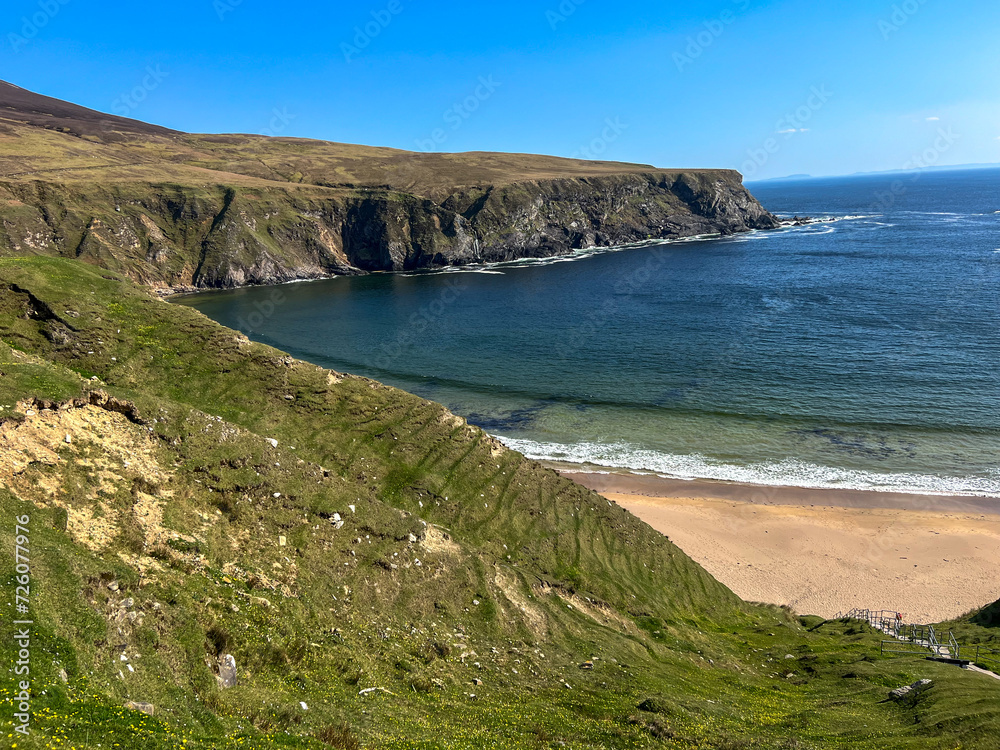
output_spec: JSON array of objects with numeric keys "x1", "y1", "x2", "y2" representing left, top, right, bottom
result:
[{"x1": 840, "y1": 607, "x2": 967, "y2": 659}]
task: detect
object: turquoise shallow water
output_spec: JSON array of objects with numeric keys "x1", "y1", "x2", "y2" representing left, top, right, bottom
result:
[{"x1": 176, "y1": 168, "x2": 1000, "y2": 497}]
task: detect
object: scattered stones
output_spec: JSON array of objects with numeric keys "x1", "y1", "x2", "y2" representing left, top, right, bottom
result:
[
  {"x1": 108, "y1": 582, "x2": 119, "y2": 592},
  {"x1": 217, "y1": 654, "x2": 237, "y2": 689},
  {"x1": 472, "y1": 678, "x2": 483, "y2": 686},
  {"x1": 890, "y1": 679, "x2": 933, "y2": 701},
  {"x1": 266, "y1": 438, "x2": 278, "y2": 448},
  {"x1": 122, "y1": 597, "x2": 135, "y2": 609},
  {"x1": 124, "y1": 701, "x2": 155, "y2": 716},
  {"x1": 279, "y1": 536, "x2": 287, "y2": 547},
  {"x1": 580, "y1": 661, "x2": 594, "y2": 670}
]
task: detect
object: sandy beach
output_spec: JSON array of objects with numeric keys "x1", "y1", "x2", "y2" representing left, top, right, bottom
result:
[{"x1": 563, "y1": 471, "x2": 1000, "y2": 623}]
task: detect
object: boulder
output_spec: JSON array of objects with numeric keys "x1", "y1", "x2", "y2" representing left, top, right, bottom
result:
[
  {"x1": 217, "y1": 654, "x2": 237, "y2": 689},
  {"x1": 889, "y1": 679, "x2": 932, "y2": 701}
]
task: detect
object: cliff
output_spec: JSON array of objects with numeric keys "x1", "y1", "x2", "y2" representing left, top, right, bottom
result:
[
  {"x1": 0, "y1": 171, "x2": 777, "y2": 288},
  {"x1": 0, "y1": 80, "x2": 779, "y2": 289}
]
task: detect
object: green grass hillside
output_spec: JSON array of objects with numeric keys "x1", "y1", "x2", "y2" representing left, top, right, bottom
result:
[
  {"x1": 2, "y1": 257, "x2": 1000, "y2": 749},
  {"x1": 0, "y1": 77, "x2": 665, "y2": 201}
]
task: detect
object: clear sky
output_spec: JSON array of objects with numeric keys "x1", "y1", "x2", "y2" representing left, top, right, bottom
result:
[{"x1": 3, "y1": 0, "x2": 999, "y2": 179}]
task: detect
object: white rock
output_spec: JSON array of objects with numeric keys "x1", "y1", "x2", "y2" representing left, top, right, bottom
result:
[
  {"x1": 64, "y1": 434, "x2": 72, "y2": 444},
  {"x1": 217, "y1": 655, "x2": 237, "y2": 689},
  {"x1": 266, "y1": 438, "x2": 279, "y2": 448},
  {"x1": 300, "y1": 701, "x2": 308, "y2": 710}
]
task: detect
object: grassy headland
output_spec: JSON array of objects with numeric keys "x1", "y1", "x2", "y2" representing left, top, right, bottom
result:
[{"x1": 0, "y1": 80, "x2": 779, "y2": 289}]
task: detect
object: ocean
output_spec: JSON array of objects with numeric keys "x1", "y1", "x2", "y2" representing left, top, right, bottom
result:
[{"x1": 176, "y1": 167, "x2": 1000, "y2": 498}]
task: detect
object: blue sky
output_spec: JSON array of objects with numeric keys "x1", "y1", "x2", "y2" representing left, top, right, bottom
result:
[{"x1": 3, "y1": 0, "x2": 999, "y2": 178}]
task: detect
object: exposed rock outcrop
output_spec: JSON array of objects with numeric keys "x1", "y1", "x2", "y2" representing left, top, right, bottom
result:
[{"x1": 0, "y1": 170, "x2": 778, "y2": 289}]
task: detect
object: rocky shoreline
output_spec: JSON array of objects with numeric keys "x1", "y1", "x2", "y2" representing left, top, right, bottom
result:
[{"x1": 1, "y1": 170, "x2": 779, "y2": 290}]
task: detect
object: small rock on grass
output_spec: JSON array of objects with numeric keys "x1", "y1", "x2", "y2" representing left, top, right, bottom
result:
[
  {"x1": 217, "y1": 654, "x2": 237, "y2": 689},
  {"x1": 890, "y1": 679, "x2": 933, "y2": 701}
]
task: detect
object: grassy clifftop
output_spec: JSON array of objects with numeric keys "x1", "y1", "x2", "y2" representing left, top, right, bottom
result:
[
  {"x1": 0, "y1": 78, "x2": 682, "y2": 198},
  {"x1": 0, "y1": 82, "x2": 779, "y2": 289},
  {"x1": 2, "y1": 257, "x2": 1000, "y2": 749}
]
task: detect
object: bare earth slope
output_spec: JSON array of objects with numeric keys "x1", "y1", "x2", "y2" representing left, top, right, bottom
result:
[{"x1": 0, "y1": 80, "x2": 779, "y2": 289}]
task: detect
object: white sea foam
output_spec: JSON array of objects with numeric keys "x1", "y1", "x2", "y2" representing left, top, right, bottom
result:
[
  {"x1": 779, "y1": 214, "x2": 877, "y2": 225},
  {"x1": 401, "y1": 268, "x2": 506, "y2": 276},
  {"x1": 495, "y1": 436, "x2": 1000, "y2": 498},
  {"x1": 392, "y1": 233, "x2": 734, "y2": 277}
]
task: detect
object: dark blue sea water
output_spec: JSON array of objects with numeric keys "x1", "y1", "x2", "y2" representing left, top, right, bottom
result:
[{"x1": 177, "y1": 167, "x2": 1000, "y2": 497}]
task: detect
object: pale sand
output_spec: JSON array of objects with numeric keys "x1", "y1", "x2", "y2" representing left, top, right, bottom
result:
[{"x1": 562, "y1": 472, "x2": 1000, "y2": 623}]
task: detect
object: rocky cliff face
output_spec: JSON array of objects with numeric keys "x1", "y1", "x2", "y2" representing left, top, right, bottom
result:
[{"x1": 0, "y1": 170, "x2": 778, "y2": 289}]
